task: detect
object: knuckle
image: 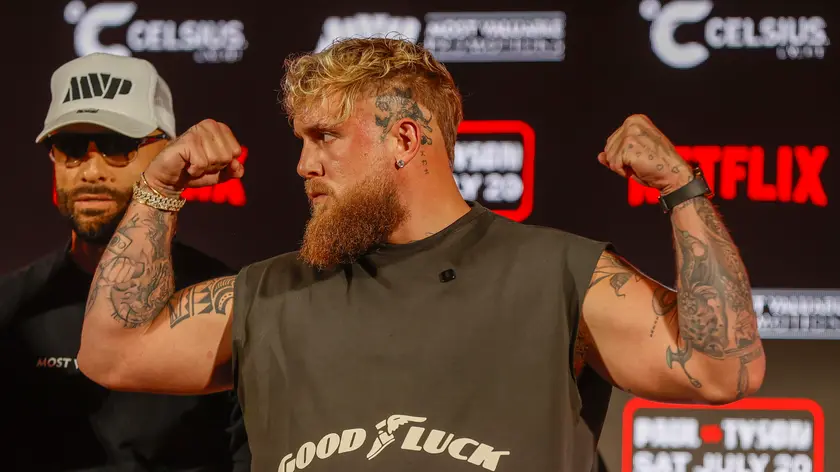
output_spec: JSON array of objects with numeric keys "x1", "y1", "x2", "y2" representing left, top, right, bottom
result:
[
  {"x1": 625, "y1": 114, "x2": 646, "y2": 126},
  {"x1": 181, "y1": 132, "x2": 199, "y2": 147},
  {"x1": 199, "y1": 118, "x2": 218, "y2": 129}
]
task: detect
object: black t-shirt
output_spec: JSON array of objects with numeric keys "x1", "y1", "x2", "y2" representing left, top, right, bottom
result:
[
  {"x1": 0, "y1": 241, "x2": 250, "y2": 472},
  {"x1": 231, "y1": 202, "x2": 612, "y2": 472}
]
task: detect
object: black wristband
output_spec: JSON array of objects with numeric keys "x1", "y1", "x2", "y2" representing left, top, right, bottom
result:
[{"x1": 658, "y1": 165, "x2": 713, "y2": 213}]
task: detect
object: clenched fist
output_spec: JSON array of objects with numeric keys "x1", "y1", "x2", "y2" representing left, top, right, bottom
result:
[
  {"x1": 598, "y1": 115, "x2": 692, "y2": 195},
  {"x1": 144, "y1": 119, "x2": 245, "y2": 194}
]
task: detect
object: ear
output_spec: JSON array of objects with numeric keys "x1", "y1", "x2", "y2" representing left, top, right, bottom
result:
[{"x1": 391, "y1": 118, "x2": 422, "y2": 169}]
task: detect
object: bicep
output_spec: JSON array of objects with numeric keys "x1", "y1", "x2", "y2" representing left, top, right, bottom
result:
[
  {"x1": 579, "y1": 251, "x2": 700, "y2": 402},
  {"x1": 116, "y1": 276, "x2": 236, "y2": 394}
]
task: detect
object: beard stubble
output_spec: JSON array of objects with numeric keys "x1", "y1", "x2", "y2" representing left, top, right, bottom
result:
[{"x1": 56, "y1": 184, "x2": 132, "y2": 244}]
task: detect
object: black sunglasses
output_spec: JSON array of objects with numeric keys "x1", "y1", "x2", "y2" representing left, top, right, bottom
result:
[{"x1": 45, "y1": 132, "x2": 169, "y2": 167}]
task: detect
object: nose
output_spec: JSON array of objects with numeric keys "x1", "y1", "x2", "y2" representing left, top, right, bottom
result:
[
  {"x1": 297, "y1": 144, "x2": 324, "y2": 179},
  {"x1": 79, "y1": 142, "x2": 112, "y2": 183}
]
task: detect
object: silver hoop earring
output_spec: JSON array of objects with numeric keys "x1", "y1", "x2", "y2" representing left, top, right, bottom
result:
[{"x1": 396, "y1": 160, "x2": 406, "y2": 169}]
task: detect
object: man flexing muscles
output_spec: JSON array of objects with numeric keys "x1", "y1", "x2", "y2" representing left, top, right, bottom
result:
[{"x1": 78, "y1": 38, "x2": 764, "y2": 472}]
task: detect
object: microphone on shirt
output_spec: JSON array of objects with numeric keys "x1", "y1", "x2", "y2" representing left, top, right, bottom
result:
[{"x1": 439, "y1": 269, "x2": 456, "y2": 283}]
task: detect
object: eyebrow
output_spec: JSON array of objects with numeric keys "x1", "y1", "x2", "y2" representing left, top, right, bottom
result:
[{"x1": 294, "y1": 121, "x2": 340, "y2": 138}]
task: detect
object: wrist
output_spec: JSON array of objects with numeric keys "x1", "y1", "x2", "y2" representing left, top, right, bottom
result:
[
  {"x1": 658, "y1": 165, "x2": 714, "y2": 213},
  {"x1": 142, "y1": 173, "x2": 183, "y2": 199},
  {"x1": 660, "y1": 170, "x2": 694, "y2": 196}
]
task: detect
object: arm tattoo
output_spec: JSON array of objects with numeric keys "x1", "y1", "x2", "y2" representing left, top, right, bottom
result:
[
  {"x1": 649, "y1": 286, "x2": 678, "y2": 338},
  {"x1": 736, "y1": 346, "x2": 763, "y2": 400},
  {"x1": 169, "y1": 277, "x2": 235, "y2": 328},
  {"x1": 572, "y1": 319, "x2": 591, "y2": 377},
  {"x1": 88, "y1": 207, "x2": 177, "y2": 329},
  {"x1": 589, "y1": 252, "x2": 641, "y2": 297},
  {"x1": 86, "y1": 218, "x2": 139, "y2": 314},
  {"x1": 667, "y1": 197, "x2": 761, "y2": 389},
  {"x1": 374, "y1": 87, "x2": 434, "y2": 145}
]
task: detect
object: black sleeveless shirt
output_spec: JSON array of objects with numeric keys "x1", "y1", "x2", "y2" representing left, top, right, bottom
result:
[{"x1": 232, "y1": 203, "x2": 610, "y2": 472}]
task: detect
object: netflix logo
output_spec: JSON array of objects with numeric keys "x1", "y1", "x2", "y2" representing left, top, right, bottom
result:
[{"x1": 628, "y1": 146, "x2": 828, "y2": 207}]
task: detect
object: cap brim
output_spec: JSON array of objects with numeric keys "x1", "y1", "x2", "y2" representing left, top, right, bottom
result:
[{"x1": 35, "y1": 110, "x2": 157, "y2": 143}]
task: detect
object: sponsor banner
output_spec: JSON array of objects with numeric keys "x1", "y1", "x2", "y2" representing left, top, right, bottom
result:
[
  {"x1": 63, "y1": 0, "x2": 248, "y2": 63},
  {"x1": 623, "y1": 397, "x2": 824, "y2": 472},
  {"x1": 313, "y1": 11, "x2": 565, "y2": 63},
  {"x1": 424, "y1": 11, "x2": 566, "y2": 62},
  {"x1": 454, "y1": 120, "x2": 535, "y2": 222},
  {"x1": 754, "y1": 288, "x2": 840, "y2": 340},
  {"x1": 314, "y1": 13, "x2": 423, "y2": 52},
  {"x1": 640, "y1": 0, "x2": 830, "y2": 69},
  {"x1": 628, "y1": 146, "x2": 829, "y2": 207}
]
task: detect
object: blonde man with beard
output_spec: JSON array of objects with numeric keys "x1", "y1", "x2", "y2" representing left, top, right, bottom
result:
[{"x1": 77, "y1": 38, "x2": 765, "y2": 472}]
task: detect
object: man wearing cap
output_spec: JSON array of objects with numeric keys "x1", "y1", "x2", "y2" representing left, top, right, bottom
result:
[{"x1": 0, "y1": 53, "x2": 250, "y2": 471}]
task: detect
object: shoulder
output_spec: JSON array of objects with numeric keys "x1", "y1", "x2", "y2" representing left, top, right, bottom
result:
[
  {"x1": 483, "y1": 215, "x2": 612, "y2": 296},
  {"x1": 234, "y1": 251, "x2": 314, "y2": 293},
  {"x1": 0, "y1": 248, "x2": 67, "y2": 326},
  {"x1": 484, "y1": 213, "x2": 610, "y2": 258},
  {"x1": 230, "y1": 251, "x2": 311, "y2": 343},
  {"x1": 0, "y1": 248, "x2": 67, "y2": 295},
  {"x1": 171, "y1": 241, "x2": 237, "y2": 285}
]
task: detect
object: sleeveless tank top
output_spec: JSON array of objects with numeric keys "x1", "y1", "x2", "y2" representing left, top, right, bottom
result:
[{"x1": 232, "y1": 203, "x2": 610, "y2": 471}]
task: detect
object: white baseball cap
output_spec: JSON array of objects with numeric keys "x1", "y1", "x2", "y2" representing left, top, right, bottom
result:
[{"x1": 36, "y1": 53, "x2": 176, "y2": 143}]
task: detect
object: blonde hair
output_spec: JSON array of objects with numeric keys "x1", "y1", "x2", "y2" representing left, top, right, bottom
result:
[{"x1": 282, "y1": 37, "x2": 463, "y2": 162}]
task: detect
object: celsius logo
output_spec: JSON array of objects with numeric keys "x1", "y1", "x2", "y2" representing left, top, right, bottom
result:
[
  {"x1": 63, "y1": 1, "x2": 248, "y2": 64},
  {"x1": 639, "y1": 0, "x2": 830, "y2": 69}
]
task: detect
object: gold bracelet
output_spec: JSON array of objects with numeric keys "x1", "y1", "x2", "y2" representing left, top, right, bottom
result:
[
  {"x1": 140, "y1": 172, "x2": 178, "y2": 199},
  {"x1": 132, "y1": 181, "x2": 186, "y2": 212}
]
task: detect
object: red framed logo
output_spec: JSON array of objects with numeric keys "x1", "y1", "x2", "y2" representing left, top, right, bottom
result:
[
  {"x1": 455, "y1": 120, "x2": 535, "y2": 222},
  {"x1": 622, "y1": 397, "x2": 824, "y2": 472},
  {"x1": 628, "y1": 145, "x2": 829, "y2": 207}
]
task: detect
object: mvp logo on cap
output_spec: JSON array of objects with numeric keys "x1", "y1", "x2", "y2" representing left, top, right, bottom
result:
[
  {"x1": 63, "y1": 73, "x2": 133, "y2": 103},
  {"x1": 36, "y1": 53, "x2": 176, "y2": 143}
]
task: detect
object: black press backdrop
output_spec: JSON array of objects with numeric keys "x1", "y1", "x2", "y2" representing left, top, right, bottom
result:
[{"x1": 4, "y1": 1, "x2": 839, "y2": 470}]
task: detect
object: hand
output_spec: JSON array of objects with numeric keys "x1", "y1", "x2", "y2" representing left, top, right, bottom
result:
[
  {"x1": 144, "y1": 119, "x2": 245, "y2": 194},
  {"x1": 598, "y1": 115, "x2": 693, "y2": 195}
]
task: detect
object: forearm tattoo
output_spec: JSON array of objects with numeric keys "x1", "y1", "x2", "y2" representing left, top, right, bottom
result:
[
  {"x1": 667, "y1": 197, "x2": 761, "y2": 392},
  {"x1": 587, "y1": 197, "x2": 761, "y2": 395},
  {"x1": 86, "y1": 206, "x2": 176, "y2": 329}
]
